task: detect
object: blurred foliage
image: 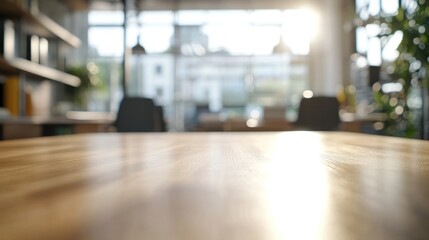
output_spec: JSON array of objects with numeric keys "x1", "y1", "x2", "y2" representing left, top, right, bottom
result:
[
  {"x1": 66, "y1": 62, "x2": 104, "y2": 110},
  {"x1": 357, "y1": 0, "x2": 428, "y2": 138}
]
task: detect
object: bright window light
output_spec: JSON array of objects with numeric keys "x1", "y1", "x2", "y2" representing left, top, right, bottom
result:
[
  {"x1": 140, "y1": 11, "x2": 174, "y2": 24},
  {"x1": 367, "y1": 37, "x2": 382, "y2": 66},
  {"x1": 88, "y1": 27, "x2": 123, "y2": 56},
  {"x1": 381, "y1": 0, "x2": 399, "y2": 14},
  {"x1": 356, "y1": 27, "x2": 368, "y2": 54},
  {"x1": 382, "y1": 83, "x2": 403, "y2": 93},
  {"x1": 369, "y1": 0, "x2": 381, "y2": 16},
  {"x1": 89, "y1": 9, "x2": 315, "y2": 56},
  {"x1": 382, "y1": 31, "x2": 402, "y2": 62},
  {"x1": 280, "y1": 9, "x2": 317, "y2": 55},
  {"x1": 138, "y1": 26, "x2": 174, "y2": 53},
  {"x1": 89, "y1": 11, "x2": 124, "y2": 25},
  {"x1": 365, "y1": 24, "x2": 380, "y2": 37}
]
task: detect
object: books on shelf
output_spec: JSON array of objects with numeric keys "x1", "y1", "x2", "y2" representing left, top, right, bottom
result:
[{"x1": 4, "y1": 75, "x2": 19, "y2": 116}]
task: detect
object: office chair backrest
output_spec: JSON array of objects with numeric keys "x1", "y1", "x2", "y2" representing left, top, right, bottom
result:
[
  {"x1": 115, "y1": 97, "x2": 156, "y2": 132},
  {"x1": 154, "y1": 105, "x2": 167, "y2": 132},
  {"x1": 296, "y1": 96, "x2": 340, "y2": 131}
]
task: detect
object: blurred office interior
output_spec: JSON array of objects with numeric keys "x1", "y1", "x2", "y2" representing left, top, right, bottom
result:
[{"x1": 0, "y1": 0, "x2": 428, "y2": 139}]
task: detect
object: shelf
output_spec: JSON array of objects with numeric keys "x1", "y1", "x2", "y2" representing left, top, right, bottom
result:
[
  {"x1": 0, "y1": 1, "x2": 81, "y2": 48},
  {"x1": 61, "y1": 0, "x2": 89, "y2": 11},
  {"x1": 0, "y1": 115, "x2": 113, "y2": 140},
  {"x1": 0, "y1": 56, "x2": 81, "y2": 87},
  {"x1": 0, "y1": 115, "x2": 114, "y2": 125}
]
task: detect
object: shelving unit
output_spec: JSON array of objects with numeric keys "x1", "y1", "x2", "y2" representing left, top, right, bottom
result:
[
  {"x1": 0, "y1": 0, "x2": 82, "y2": 117},
  {"x1": 0, "y1": 56, "x2": 80, "y2": 86},
  {"x1": 0, "y1": 1, "x2": 81, "y2": 48}
]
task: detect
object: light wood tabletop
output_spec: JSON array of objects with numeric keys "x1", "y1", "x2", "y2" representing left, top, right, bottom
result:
[{"x1": 1, "y1": 132, "x2": 429, "y2": 240}]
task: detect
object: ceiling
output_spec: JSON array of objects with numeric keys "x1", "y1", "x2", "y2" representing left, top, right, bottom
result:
[
  {"x1": 136, "y1": 0, "x2": 312, "y2": 11},
  {"x1": 63, "y1": 0, "x2": 313, "y2": 11}
]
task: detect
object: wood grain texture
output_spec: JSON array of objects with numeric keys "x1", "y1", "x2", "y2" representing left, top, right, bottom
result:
[{"x1": 1, "y1": 132, "x2": 429, "y2": 240}]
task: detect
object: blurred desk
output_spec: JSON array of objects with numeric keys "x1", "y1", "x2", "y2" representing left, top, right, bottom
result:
[
  {"x1": 0, "y1": 113, "x2": 114, "y2": 140},
  {"x1": 197, "y1": 112, "x2": 386, "y2": 132},
  {"x1": 196, "y1": 118, "x2": 294, "y2": 131},
  {"x1": 339, "y1": 112, "x2": 387, "y2": 133},
  {"x1": 1, "y1": 132, "x2": 429, "y2": 240}
]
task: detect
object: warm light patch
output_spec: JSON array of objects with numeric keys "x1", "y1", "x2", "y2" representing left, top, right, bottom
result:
[
  {"x1": 303, "y1": 90, "x2": 314, "y2": 98},
  {"x1": 266, "y1": 132, "x2": 328, "y2": 239},
  {"x1": 246, "y1": 119, "x2": 259, "y2": 128}
]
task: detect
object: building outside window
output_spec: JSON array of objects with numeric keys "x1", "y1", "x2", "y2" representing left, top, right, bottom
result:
[{"x1": 88, "y1": 8, "x2": 314, "y2": 131}]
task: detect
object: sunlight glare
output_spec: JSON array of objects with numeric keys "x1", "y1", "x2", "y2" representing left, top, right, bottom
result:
[
  {"x1": 281, "y1": 8, "x2": 318, "y2": 55},
  {"x1": 266, "y1": 132, "x2": 328, "y2": 239}
]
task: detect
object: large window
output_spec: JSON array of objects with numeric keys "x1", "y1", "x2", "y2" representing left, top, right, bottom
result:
[
  {"x1": 88, "y1": 8, "x2": 315, "y2": 131},
  {"x1": 87, "y1": 9, "x2": 125, "y2": 112}
]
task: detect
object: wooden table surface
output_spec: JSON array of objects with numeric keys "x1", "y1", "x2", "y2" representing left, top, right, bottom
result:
[{"x1": 1, "y1": 132, "x2": 429, "y2": 240}]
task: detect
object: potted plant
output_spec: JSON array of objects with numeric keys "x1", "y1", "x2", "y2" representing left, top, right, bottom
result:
[
  {"x1": 66, "y1": 62, "x2": 102, "y2": 111},
  {"x1": 357, "y1": 1, "x2": 428, "y2": 138}
]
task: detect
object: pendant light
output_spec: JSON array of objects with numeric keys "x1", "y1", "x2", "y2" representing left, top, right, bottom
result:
[
  {"x1": 272, "y1": 35, "x2": 291, "y2": 54},
  {"x1": 132, "y1": 35, "x2": 146, "y2": 55},
  {"x1": 131, "y1": 1, "x2": 146, "y2": 55}
]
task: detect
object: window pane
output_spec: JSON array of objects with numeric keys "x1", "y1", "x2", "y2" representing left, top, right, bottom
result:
[
  {"x1": 140, "y1": 11, "x2": 174, "y2": 24},
  {"x1": 88, "y1": 27, "x2": 124, "y2": 56},
  {"x1": 141, "y1": 26, "x2": 174, "y2": 53},
  {"x1": 280, "y1": 10, "x2": 314, "y2": 55},
  {"x1": 176, "y1": 10, "x2": 206, "y2": 25},
  {"x1": 127, "y1": 25, "x2": 173, "y2": 53},
  {"x1": 206, "y1": 10, "x2": 250, "y2": 24},
  {"x1": 250, "y1": 10, "x2": 282, "y2": 24},
  {"x1": 202, "y1": 25, "x2": 280, "y2": 55},
  {"x1": 89, "y1": 11, "x2": 124, "y2": 25}
]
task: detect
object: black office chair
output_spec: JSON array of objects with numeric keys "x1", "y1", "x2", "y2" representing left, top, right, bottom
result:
[
  {"x1": 154, "y1": 105, "x2": 167, "y2": 132},
  {"x1": 295, "y1": 96, "x2": 340, "y2": 131},
  {"x1": 114, "y1": 97, "x2": 157, "y2": 132}
]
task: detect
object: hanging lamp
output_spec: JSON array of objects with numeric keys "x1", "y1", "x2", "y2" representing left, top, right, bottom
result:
[
  {"x1": 131, "y1": 0, "x2": 146, "y2": 55},
  {"x1": 272, "y1": 35, "x2": 291, "y2": 54},
  {"x1": 132, "y1": 35, "x2": 146, "y2": 55}
]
